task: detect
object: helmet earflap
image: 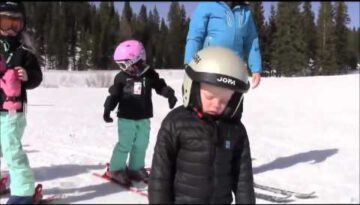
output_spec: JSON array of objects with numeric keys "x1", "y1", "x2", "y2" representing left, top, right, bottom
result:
[
  {"x1": 184, "y1": 80, "x2": 201, "y2": 111},
  {"x1": 222, "y1": 92, "x2": 244, "y2": 119}
]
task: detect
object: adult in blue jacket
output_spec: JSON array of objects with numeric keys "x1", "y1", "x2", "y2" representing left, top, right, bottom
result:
[{"x1": 184, "y1": 1, "x2": 262, "y2": 89}]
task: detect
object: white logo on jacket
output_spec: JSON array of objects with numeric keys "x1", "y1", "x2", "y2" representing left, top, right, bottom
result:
[{"x1": 225, "y1": 11, "x2": 232, "y2": 27}]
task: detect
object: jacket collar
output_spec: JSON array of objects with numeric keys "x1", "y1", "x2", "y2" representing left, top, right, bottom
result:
[{"x1": 217, "y1": 1, "x2": 249, "y2": 11}]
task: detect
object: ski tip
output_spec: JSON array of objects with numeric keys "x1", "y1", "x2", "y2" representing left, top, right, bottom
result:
[
  {"x1": 255, "y1": 192, "x2": 294, "y2": 203},
  {"x1": 294, "y1": 191, "x2": 317, "y2": 199},
  {"x1": 36, "y1": 193, "x2": 65, "y2": 204}
]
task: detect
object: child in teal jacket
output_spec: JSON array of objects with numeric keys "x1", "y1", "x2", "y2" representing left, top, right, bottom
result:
[{"x1": 0, "y1": 1, "x2": 43, "y2": 204}]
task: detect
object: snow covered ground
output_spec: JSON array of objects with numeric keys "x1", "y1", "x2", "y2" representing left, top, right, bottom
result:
[{"x1": 1, "y1": 70, "x2": 359, "y2": 204}]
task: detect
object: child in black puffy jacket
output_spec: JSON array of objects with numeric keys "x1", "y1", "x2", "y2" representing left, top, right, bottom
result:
[
  {"x1": 103, "y1": 39, "x2": 177, "y2": 187},
  {"x1": 149, "y1": 47, "x2": 255, "y2": 204}
]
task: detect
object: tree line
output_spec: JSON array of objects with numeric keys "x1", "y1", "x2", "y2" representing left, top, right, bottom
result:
[
  {"x1": 251, "y1": 2, "x2": 359, "y2": 76},
  {"x1": 23, "y1": 2, "x2": 359, "y2": 77}
]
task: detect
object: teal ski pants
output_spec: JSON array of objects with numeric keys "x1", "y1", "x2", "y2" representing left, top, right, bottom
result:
[
  {"x1": 110, "y1": 118, "x2": 150, "y2": 172},
  {"x1": 0, "y1": 112, "x2": 35, "y2": 196}
]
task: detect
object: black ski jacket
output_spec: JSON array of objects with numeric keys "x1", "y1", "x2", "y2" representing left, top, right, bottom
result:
[
  {"x1": 0, "y1": 42, "x2": 43, "y2": 112},
  {"x1": 104, "y1": 68, "x2": 171, "y2": 120},
  {"x1": 148, "y1": 106, "x2": 255, "y2": 204}
]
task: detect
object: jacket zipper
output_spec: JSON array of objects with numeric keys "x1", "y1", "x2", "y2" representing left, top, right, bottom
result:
[
  {"x1": 228, "y1": 8, "x2": 237, "y2": 50},
  {"x1": 208, "y1": 120, "x2": 220, "y2": 203}
]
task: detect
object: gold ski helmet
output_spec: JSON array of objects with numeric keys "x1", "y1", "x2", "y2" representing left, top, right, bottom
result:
[{"x1": 182, "y1": 46, "x2": 250, "y2": 119}]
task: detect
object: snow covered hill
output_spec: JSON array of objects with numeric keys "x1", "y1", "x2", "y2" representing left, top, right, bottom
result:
[{"x1": 1, "y1": 70, "x2": 359, "y2": 204}]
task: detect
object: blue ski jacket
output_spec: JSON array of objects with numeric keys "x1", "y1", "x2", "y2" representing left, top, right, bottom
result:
[{"x1": 184, "y1": 2, "x2": 262, "y2": 73}]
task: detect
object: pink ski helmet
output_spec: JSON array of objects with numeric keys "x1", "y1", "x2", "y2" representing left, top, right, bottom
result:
[{"x1": 113, "y1": 39, "x2": 149, "y2": 76}]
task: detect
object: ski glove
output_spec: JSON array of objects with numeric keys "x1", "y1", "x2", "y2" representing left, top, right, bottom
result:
[
  {"x1": 160, "y1": 86, "x2": 177, "y2": 109},
  {"x1": 103, "y1": 110, "x2": 113, "y2": 123},
  {"x1": 168, "y1": 95, "x2": 177, "y2": 109}
]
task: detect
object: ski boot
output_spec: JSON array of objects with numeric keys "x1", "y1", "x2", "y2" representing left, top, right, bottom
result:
[
  {"x1": 127, "y1": 167, "x2": 149, "y2": 183},
  {"x1": 32, "y1": 184, "x2": 44, "y2": 204},
  {"x1": 0, "y1": 175, "x2": 10, "y2": 195},
  {"x1": 6, "y1": 183, "x2": 43, "y2": 204},
  {"x1": 106, "y1": 170, "x2": 132, "y2": 187},
  {"x1": 104, "y1": 164, "x2": 132, "y2": 187}
]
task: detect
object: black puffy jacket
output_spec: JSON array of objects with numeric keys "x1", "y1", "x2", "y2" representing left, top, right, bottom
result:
[
  {"x1": 148, "y1": 106, "x2": 255, "y2": 204},
  {"x1": 0, "y1": 39, "x2": 43, "y2": 112},
  {"x1": 104, "y1": 68, "x2": 173, "y2": 120}
]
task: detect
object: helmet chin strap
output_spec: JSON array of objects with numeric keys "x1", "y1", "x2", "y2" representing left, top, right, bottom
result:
[
  {"x1": 136, "y1": 64, "x2": 150, "y2": 77},
  {"x1": 0, "y1": 34, "x2": 21, "y2": 50},
  {"x1": 188, "y1": 81, "x2": 202, "y2": 111},
  {"x1": 123, "y1": 64, "x2": 150, "y2": 77},
  {"x1": 222, "y1": 92, "x2": 244, "y2": 120}
]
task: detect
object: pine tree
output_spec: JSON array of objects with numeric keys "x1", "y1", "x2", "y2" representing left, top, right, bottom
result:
[
  {"x1": 95, "y1": 2, "x2": 120, "y2": 69},
  {"x1": 108, "y1": 2, "x2": 121, "y2": 69},
  {"x1": 77, "y1": 3, "x2": 95, "y2": 70},
  {"x1": 98, "y1": 2, "x2": 110, "y2": 68},
  {"x1": 56, "y1": 3, "x2": 68, "y2": 70},
  {"x1": 44, "y1": 2, "x2": 67, "y2": 70},
  {"x1": 167, "y1": 2, "x2": 188, "y2": 68},
  {"x1": 78, "y1": 29, "x2": 91, "y2": 70},
  {"x1": 250, "y1": 2, "x2": 266, "y2": 67},
  {"x1": 21, "y1": 2, "x2": 38, "y2": 60},
  {"x1": 23, "y1": 2, "x2": 35, "y2": 29},
  {"x1": 316, "y1": 2, "x2": 337, "y2": 75},
  {"x1": 122, "y1": 2, "x2": 133, "y2": 22},
  {"x1": 347, "y1": 28, "x2": 360, "y2": 70},
  {"x1": 147, "y1": 7, "x2": 161, "y2": 67},
  {"x1": 264, "y1": 5, "x2": 277, "y2": 75},
  {"x1": 119, "y1": 2, "x2": 134, "y2": 41},
  {"x1": 24, "y1": 2, "x2": 123, "y2": 70},
  {"x1": 271, "y1": 2, "x2": 307, "y2": 76},
  {"x1": 157, "y1": 18, "x2": 169, "y2": 68},
  {"x1": 90, "y1": 5, "x2": 102, "y2": 68},
  {"x1": 334, "y1": 2, "x2": 350, "y2": 72},
  {"x1": 26, "y1": 2, "x2": 54, "y2": 68},
  {"x1": 302, "y1": 2, "x2": 317, "y2": 75},
  {"x1": 180, "y1": 5, "x2": 190, "y2": 66},
  {"x1": 133, "y1": 5, "x2": 149, "y2": 45},
  {"x1": 63, "y1": 2, "x2": 77, "y2": 70},
  {"x1": 43, "y1": 3, "x2": 54, "y2": 69},
  {"x1": 22, "y1": 2, "x2": 44, "y2": 63}
]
